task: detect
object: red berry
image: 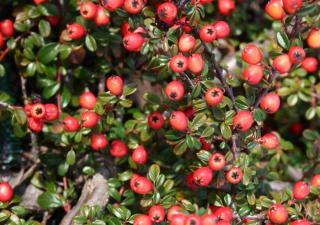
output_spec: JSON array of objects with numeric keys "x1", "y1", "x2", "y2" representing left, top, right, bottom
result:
[
  {"x1": 290, "y1": 122, "x2": 303, "y2": 136},
  {"x1": 28, "y1": 117, "x2": 44, "y2": 133},
  {"x1": 170, "y1": 54, "x2": 188, "y2": 73},
  {"x1": 165, "y1": 80, "x2": 185, "y2": 101},
  {"x1": 272, "y1": 54, "x2": 292, "y2": 74},
  {"x1": 226, "y1": 167, "x2": 243, "y2": 184},
  {"x1": 265, "y1": 0, "x2": 286, "y2": 20},
  {"x1": 94, "y1": 7, "x2": 110, "y2": 26},
  {"x1": 44, "y1": 104, "x2": 59, "y2": 121},
  {"x1": 212, "y1": 21, "x2": 230, "y2": 39},
  {"x1": 290, "y1": 220, "x2": 311, "y2": 225},
  {"x1": 307, "y1": 28, "x2": 320, "y2": 49},
  {"x1": 192, "y1": 167, "x2": 213, "y2": 186},
  {"x1": 199, "y1": 0, "x2": 214, "y2": 4},
  {"x1": 63, "y1": 115, "x2": 80, "y2": 132},
  {"x1": 293, "y1": 181, "x2": 310, "y2": 200},
  {"x1": 104, "y1": 0, "x2": 124, "y2": 12},
  {"x1": 188, "y1": 54, "x2": 204, "y2": 74},
  {"x1": 67, "y1": 24, "x2": 85, "y2": 40},
  {"x1": 199, "y1": 24, "x2": 216, "y2": 43},
  {"x1": 31, "y1": 103, "x2": 46, "y2": 120},
  {"x1": 80, "y1": 2, "x2": 98, "y2": 19},
  {"x1": 24, "y1": 104, "x2": 32, "y2": 117},
  {"x1": 167, "y1": 205, "x2": 184, "y2": 221},
  {"x1": 205, "y1": 87, "x2": 224, "y2": 106},
  {"x1": 242, "y1": 44, "x2": 263, "y2": 65},
  {"x1": 282, "y1": 0, "x2": 302, "y2": 14},
  {"x1": 0, "y1": 182, "x2": 14, "y2": 202},
  {"x1": 33, "y1": 0, "x2": 47, "y2": 4},
  {"x1": 149, "y1": 205, "x2": 165, "y2": 222},
  {"x1": 123, "y1": 0, "x2": 144, "y2": 14},
  {"x1": 90, "y1": 133, "x2": 108, "y2": 151},
  {"x1": 134, "y1": 27, "x2": 146, "y2": 34},
  {"x1": 169, "y1": 111, "x2": 188, "y2": 131},
  {"x1": 46, "y1": 16, "x2": 60, "y2": 26},
  {"x1": 157, "y1": 2, "x2": 178, "y2": 25},
  {"x1": 178, "y1": 33, "x2": 196, "y2": 53},
  {"x1": 109, "y1": 140, "x2": 129, "y2": 157},
  {"x1": 106, "y1": 75, "x2": 124, "y2": 96},
  {"x1": 123, "y1": 32, "x2": 144, "y2": 52},
  {"x1": 130, "y1": 175, "x2": 153, "y2": 194},
  {"x1": 148, "y1": 112, "x2": 165, "y2": 130},
  {"x1": 288, "y1": 46, "x2": 305, "y2": 64},
  {"x1": 184, "y1": 214, "x2": 202, "y2": 225},
  {"x1": 243, "y1": 65, "x2": 264, "y2": 85},
  {"x1": 170, "y1": 214, "x2": 186, "y2": 225},
  {"x1": 311, "y1": 174, "x2": 320, "y2": 187},
  {"x1": 232, "y1": 111, "x2": 254, "y2": 132},
  {"x1": 185, "y1": 173, "x2": 197, "y2": 189},
  {"x1": 208, "y1": 152, "x2": 226, "y2": 171},
  {"x1": 132, "y1": 145, "x2": 147, "y2": 164},
  {"x1": 201, "y1": 214, "x2": 218, "y2": 225},
  {"x1": 0, "y1": 19, "x2": 14, "y2": 37},
  {"x1": 79, "y1": 92, "x2": 96, "y2": 110},
  {"x1": 176, "y1": 16, "x2": 191, "y2": 33},
  {"x1": 214, "y1": 207, "x2": 233, "y2": 222},
  {"x1": 0, "y1": 33, "x2": 4, "y2": 49},
  {"x1": 301, "y1": 57, "x2": 318, "y2": 73},
  {"x1": 134, "y1": 215, "x2": 152, "y2": 225},
  {"x1": 199, "y1": 137, "x2": 211, "y2": 150},
  {"x1": 260, "y1": 92, "x2": 280, "y2": 114},
  {"x1": 121, "y1": 22, "x2": 131, "y2": 36},
  {"x1": 81, "y1": 111, "x2": 99, "y2": 128},
  {"x1": 267, "y1": 204, "x2": 288, "y2": 224},
  {"x1": 261, "y1": 132, "x2": 279, "y2": 150},
  {"x1": 218, "y1": 0, "x2": 235, "y2": 16}
]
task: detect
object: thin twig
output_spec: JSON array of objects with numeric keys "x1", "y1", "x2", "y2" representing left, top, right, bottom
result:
[{"x1": 181, "y1": 72, "x2": 195, "y2": 88}]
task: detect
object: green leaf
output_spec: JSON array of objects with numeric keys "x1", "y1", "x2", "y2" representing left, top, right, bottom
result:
[
  {"x1": 37, "y1": 192, "x2": 63, "y2": 209},
  {"x1": 26, "y1": 62, "x2": 37, "y2": 76},
  {"x1": 147, "y1": 164, "x2": 160, "y2": 183},
  {"x1": 220, "y1": 123, "x2": 232, "y2": 140},
  {"x1": 82, "y1": 166, "x2": 95, "y2": 176},
  {"x1": 123, "y1": 85, "x2": 137, "y2": 96},
  {"x1": 0, "y1": 65, "x2": 5, "y2": 77},
  {"x1": 253, "y1": 108, "x2": 266, "y2": 122},
  {"x1": 38, "y1": 19, "x2": 51, "y2": 37},
  {"x1": 143, "y1": 92, "x2": 161, "y2": 105},
  {"x1": 276, "y1": 31, "x2": 289, "y2": 50},
  {"x1": 107, "y1": 217, "x2": 122, "y2": 225},
  {"x1": 196, "y1": 150, "x2": 211, "y2": 163},
  {"x1": 305, "y1": 107, "x2": 316, "y2": 120},
  {"x1": 11, "y1": 206, "x2": 26, "y2": 216},
  {"x1": 287, "y1": 94, "x2": 298, "y2": 106},
  {"x1": 173, "y1": 140, "x2": 188, "y2": 155},
  {"x1": 66, "y1": 150, "x2": 76, "y2": 165},
  {"x1": 13, "y1": 109, "x2": 27, "y2": 125},
  {"x1": 118, "y1": 171, "x2": 133, "y2": 182},
  {"x1": 235, "y1": 96, "x2": 250, "y2": 110},
  {"x1": 61, "y1": 86, "x2": 71, "y2": 108},
  {"x1": 85, "y1": 34, "x2": 97, "y2": 52},
  {"x1": 37, "y1": 43, "x2": 60, "y2": 64},
  {"x1": 42, "y1": 82, "x2": 60, "y2": 99},
  {"x1": 191, "y1": 84, "x2": 202, "y2": 99},
  {"x1": 0, "y1": 210, "x2": 10, "y2": 222},
  {"x1": 238, "y1": 206, "x2": 250, "y2": 217},
  {"x1": 58, "y1": 162, "x2": 69, "y2": 176}
]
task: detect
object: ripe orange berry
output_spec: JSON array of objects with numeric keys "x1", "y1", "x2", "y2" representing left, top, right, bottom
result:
[{"x1": 307, "y1": 28, "x2": 320, "y2": 49}]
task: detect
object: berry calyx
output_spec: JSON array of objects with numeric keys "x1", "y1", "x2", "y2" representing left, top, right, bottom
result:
[
  {"x1": 80, "y1": 2, "x2": 98, "y2": 20},
  {"x1": 157, "y1": 2, "x2": 177, "y2": 25},
  {"x1": 199, "y1": 24, "x2": 216, "y2": 43},
  {"x1": 205, "y1": 87, "x2": 224, "y2": 106},
  {"x1": 148, "y1": 112, "x2": 165, "y2": 130},
  {"x1": 67, "y1": 24, "x2": 85, "y2": 40},
  {"x1": 149, "y1": 205, "x2": 165, "y2": 222},
  {"x1": 130, "y1": 175, "x2": 153, "y2": 194},
  {"x1": 165, "y1": 80, "x2": 185, "y2": 101},
  {"x1": 226, "y1": 167, "x2": 243, "y2": 184},
  {"x1": 288, "y1": 46, "x2": 305, "y2": 64},
  {"x1": 123, "y1": 0, "x2": 144, "y2": 14},
  {"x1": 208, "y1": 152, "x2": 226, "y2": 171},
  {"x1": 31, "y1": 103, "x2": 46, "y2": 120},
  {"x1": 214, "y1": 207, "x2": 233, "y2": 222},
  {"x1": 123, "y1": 32, "x2": 144, "y2": 52},
  {"x1": 169, "y1": 54, "x2": 188, "y2": 73}
]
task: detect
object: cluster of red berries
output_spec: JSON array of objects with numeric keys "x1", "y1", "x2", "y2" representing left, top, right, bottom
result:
[
  {"x1": 121, "y1": 22, "x2": 145, "y2": 52},
  {"x1": 80, "y1": 2, "x2": 110, "y2": 26},
  {"x1": 24, "y1": 103, "x2": 59, "y2": 132},
  {"x1": 134, "y1": 204, "x2": 234, "y2": 225},
  {"x1": 266, "y1": 174, "x2": 320, "y2": 225},
  {"x1": 0, "y1": 19, "x2": 14, "y2": 49},
  {"x1": 265, "y1": 0, "x2": 302, "y2": 20}
]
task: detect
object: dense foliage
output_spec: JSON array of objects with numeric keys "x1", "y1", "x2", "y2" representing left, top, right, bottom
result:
[{"x1": 0, "y1": 0, "x2": 319, "y2": 225}]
